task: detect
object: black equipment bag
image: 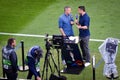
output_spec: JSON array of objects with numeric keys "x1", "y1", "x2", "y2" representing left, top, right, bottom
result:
[
  {"x1": 62, "y1": 44, "x2": 84, "y2": 67},
  {"x1": 49, "y1": 74, "x2": 67, "y2": 80}
]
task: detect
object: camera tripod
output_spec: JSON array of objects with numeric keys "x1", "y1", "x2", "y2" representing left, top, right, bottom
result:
[{"x1": 41, "y1": 35, "x2": 60, "y2": 80}]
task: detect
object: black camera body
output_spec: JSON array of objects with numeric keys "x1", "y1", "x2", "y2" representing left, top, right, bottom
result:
[{"x1": 52, "y1": 35, "x2": 64, "y2": 49}]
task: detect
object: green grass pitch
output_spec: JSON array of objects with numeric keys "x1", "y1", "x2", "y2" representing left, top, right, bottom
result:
[{"x1": 0, "y1": 0, "x2": 120, "y2": 80}]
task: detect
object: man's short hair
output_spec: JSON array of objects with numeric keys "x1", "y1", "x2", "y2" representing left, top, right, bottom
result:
[
  {"x1": 64, "y1": 6, "x2": 71, "y2": 11},
  {"x1": 7, "y1": 38, "x2": 15, "y2": 46},
  {"x1": 78, "y1": 6, "x2": 85, "y2": 12}
]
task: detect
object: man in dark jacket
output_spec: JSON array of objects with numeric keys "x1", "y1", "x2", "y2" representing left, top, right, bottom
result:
[
  {"x1": 26, "y1": 46, "x2": 43, "y2": 80},
  {"x1": 2, "y1": 38, "x2": 18, "y2": 80}
]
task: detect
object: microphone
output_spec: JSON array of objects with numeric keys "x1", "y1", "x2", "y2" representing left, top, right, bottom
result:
[
  {"x1": 75, "y1": 14, "x2": 79, "y2": 19},
  {"x1": 75, "y1": 14, "x2": 79, "y2": 25}
]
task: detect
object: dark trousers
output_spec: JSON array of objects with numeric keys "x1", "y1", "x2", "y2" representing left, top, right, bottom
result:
[
  {"x1": 27, "y1": 69, "x2": 40, "y2": 80},
  {"x1": 4, "y1": 69, "x2": 17, "y2": 80},
  {"x1": 80, "y1": 36, "x2": 90, "y2": 62}
]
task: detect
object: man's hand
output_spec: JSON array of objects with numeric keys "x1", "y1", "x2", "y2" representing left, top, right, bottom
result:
[
  {"x1": 70, "y1": 21, "x2": 74, "y2": 25},
  {"x1": 75, "y1": 19, "x2": 79, "y2": 25},
  {"x1": 62, "y1": 33, "x2": 66, "y2": 37},
  {"x1": 76, "y1": 25, "x2": 82, "y2": 29},
  {"x1": 60, "y1": 28, "x2": 66, "y2": 36},
  {"x1": 36, "y1": 76, "x2": 41, "y2": 80}
]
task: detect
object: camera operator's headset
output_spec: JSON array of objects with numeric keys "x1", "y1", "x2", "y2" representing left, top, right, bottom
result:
[{"x1": 31, "y1": 46, "x2": 43, "y2": 58}]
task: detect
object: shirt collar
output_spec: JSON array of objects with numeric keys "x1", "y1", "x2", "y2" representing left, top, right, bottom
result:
[
  {"x1": 64, "y1": 13, "x2": 70, "y2": 17},
  {"x1": 7, "y1": 45, "x2": 14, "y2": 49},
  {"x1": 81, "y1": 13, "x2": 86, "y2": 17}
]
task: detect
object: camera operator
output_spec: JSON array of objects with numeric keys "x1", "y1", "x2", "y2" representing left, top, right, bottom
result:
[
  {"x1": 26, "y1": 46, "x2": 43, "y2": 80},
  {"x1": 58, "y1": 6, "x2": 75, "y2": 65}
]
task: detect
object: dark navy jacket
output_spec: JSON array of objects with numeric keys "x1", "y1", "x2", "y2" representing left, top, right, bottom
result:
[
  {"x1": 2, "y1": 45, "x2": 18, "y2": 72},
  {"x1": 27, "y1": 46, "x2": 40, "y2": 77},
  {"x1": 27, "y1": 56, "x2": 39, "y2": 77}
]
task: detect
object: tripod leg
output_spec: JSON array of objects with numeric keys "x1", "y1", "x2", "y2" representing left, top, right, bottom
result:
[
  {"x1": 41, "y1": 60, "x2": 46, "y2": 80},
  {"x1": 57, "y1": 49, "x2": 61, "y2": 76},
  {"x1": 50, "y1": 52, "x2": 60, "y2": 76},
  {"x1": 42, "y1": 53, "x2": 48, "y2": 80},
  {"x1": 45, "y1": 54, "x2": 56, "y2": 80},
  {"x1": 48, "y1": 59, "x2": 53, "y2": 73},
  {"x1": 46, "y1": 58, "x2": 49, "y2": 80}
]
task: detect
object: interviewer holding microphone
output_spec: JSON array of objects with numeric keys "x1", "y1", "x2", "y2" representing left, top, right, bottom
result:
[
  {"x1": 75, "y1": 6, "x2": 91, "y2": 67},
  {"x1": 58, "y1": 6, "x2": 74, "y2": 65},
  {"x1": 58, "y1": 6, "x2": 74, "y2": 37}
]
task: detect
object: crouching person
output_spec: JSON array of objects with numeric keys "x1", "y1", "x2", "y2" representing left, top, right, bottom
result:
[{"x1": 26, "y1": 46, "x2": 43, "y2": 80}]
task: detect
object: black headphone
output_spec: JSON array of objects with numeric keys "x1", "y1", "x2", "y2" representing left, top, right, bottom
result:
[{"x1": 34, "y1": 49, "x2": 43, "y2": 58}]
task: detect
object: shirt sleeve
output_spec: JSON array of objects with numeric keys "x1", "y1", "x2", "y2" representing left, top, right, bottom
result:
[
  {"x1": 84, "y1": 16, "x2": 90, "y2": 27},
  {"x1": 28, "y1": 57, "x2": 39, "y2": 77},
  {"x1": 58, "y1": 17, "x2": 63, "y2": 28},
  {"x1": 70, "y1": 14, "x2": 74, "y2": 21},
  {"x1": 10, "y1": 51, "x2": 18, "y2": 73}
]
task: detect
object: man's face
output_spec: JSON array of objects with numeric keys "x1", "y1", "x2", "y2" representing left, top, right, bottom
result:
[
  {"x1": 12, "y1": 40, "x2": 16, "y2": 48},
  {"x1": 65, "y1": 8, "x2": 71, "y2": 15},
  {"x1": 78, "y1": 8, "x2": 83, "y2": 15}
]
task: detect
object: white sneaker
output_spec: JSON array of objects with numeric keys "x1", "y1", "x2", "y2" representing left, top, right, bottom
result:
[
  {"x1": 85, "y1": 62, "x2": 91, "y2": 67},
  {"x1": 62, "y1": 60, "x2": 66, "y2": 65},
  {"x1": 114, "y1": 73, "x2": 119, "y2": 79},
  {"x1": 60, "y1": 67, "x2": 67, "y2": 73},
  {"x1": 60, "y1": 70, "x2": 64, "y2": 73},
  {"x1": 105, "y1": 74, "x2": 111, "y2": 79}
]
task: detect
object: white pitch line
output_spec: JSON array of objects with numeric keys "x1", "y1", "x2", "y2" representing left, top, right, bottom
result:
[
  {"x1": 0, "y1": 32, "x2": 52, "y2": 38},
  {"x1": 90, "y1": 39, "x2": 104, "y2": 42},
  {"x1": 0, "y1": 32, "x2": 119, "y2": 43}
]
